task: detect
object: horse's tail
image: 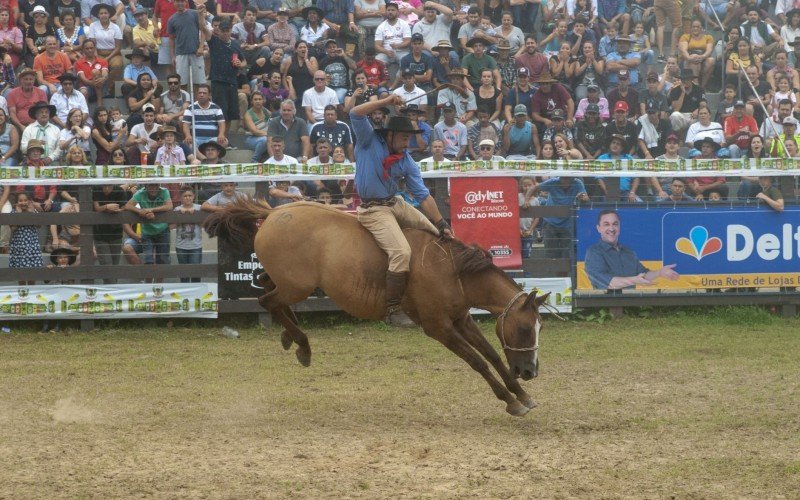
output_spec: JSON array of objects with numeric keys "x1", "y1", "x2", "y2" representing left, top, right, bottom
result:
[{"x1": 203, "y1": 197, "x2": 273, "y2": 249}]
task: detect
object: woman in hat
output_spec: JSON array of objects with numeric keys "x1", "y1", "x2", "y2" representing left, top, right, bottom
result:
[
  {"x1": 92, "y1": 106, "x2": 127, "y2": 165},
  {"x1": 0, "y1": 7, "x2": 22, "y2": 69},
  {"x1": 87, "y1": 4, "x2": 123, "y2": 90},
  {"x1": 299, "y1": 5, "x2": 329, "y2": 59},
  {"x1": 56, "y1": 9, "x2": 85, "y2": 63},
  {"x1": 23, "y1": 5, "x2": 55, "y2": 67},
  {"x1": 0, "y1": 108, "x2": 19, "y2": 166}
]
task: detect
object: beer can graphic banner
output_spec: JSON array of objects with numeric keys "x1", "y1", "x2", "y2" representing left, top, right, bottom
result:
[{"x1": 0, "y1": 284, "x2": 218, "y2": 319}]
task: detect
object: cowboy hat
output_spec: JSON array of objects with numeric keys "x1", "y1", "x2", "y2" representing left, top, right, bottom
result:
[
  {"x1": 90, "y1": 3, "x2": 114, "y2": 17},
  {"x1": 26, "y1": 139, "x2": 46, "y2": 153},
  {"x1": 150, "y1": 125, "x2": 180, "y2": 140},
  {"x1": 497, "y1": 38, "x2": 511, "y2": 49},
  {"x1": 50, "y1": 247, "x2": 77, "y2": 266},
  {"x1": 693, "y1": 137, "x2": 721, "y2": 151},
  {"x1": 465, "y1": 36, "x2": 490, "y2": 48},
  {"x1": 302, "y1": 5, "x2": 324, "y2": 18},
  {"x1": 535, "y1": 71, "x2": 558, "y2": 83},
  {"x1": 380, "y1": 116, "x2": 417, "y2": 134},
  {"x1": 125, "y1": 48, "x2": 150, "y2": 61},
  {"x1": 28, "y1": 101, "x2": 56, "y2": 119},
  {"x1": 434, "y1": 40, "x2": 453, "y2": 50},
  {"x1": 448, "y1": 67, "x2": 466, "y2": 77},
  {"x1": 199, "y1": 140, "x2": 226, "y2": 158}
]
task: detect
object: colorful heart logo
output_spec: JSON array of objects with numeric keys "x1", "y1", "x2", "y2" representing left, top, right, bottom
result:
[{"x1": 675, "y1": 226, "x2": 723, "y2": 260}]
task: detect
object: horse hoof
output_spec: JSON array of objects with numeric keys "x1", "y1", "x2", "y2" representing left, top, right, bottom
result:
[
  {"x1": 506, "y1": 401, "x2": 530, "y2": 417},
  {"x1": 280, "y1": 330, "x2": 293, "y2": 350},
  {"x1": 295, "y1": 347, "x2": 311, "y2": 367},
  {"x1": 518, "y1": 395, "x2": 537, "y2": 409}
]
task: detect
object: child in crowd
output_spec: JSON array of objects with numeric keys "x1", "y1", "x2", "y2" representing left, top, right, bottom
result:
[
  {"x1": 771, "y1": 75, "x2": 796, "y2": 119},
  {"x1": 201, "y1": 182, "x2": 245, "y2": 212},
  {"x1": 171, "y1": 188, "x2": 202, "y2": 283},
  {"x1": 9, "y1": 191, "x2": 43, "y2": 284},
  {"x1": 109, "y1": 107, "x2": 127, "y2": 141},
  {"x1": 154, "y1": 126, "x2": 186, "y2": 165},
  {"x1": 24, "y1": 139, "x2": 46, "y2": 168},
  {"x1": 41, "y1": 247, "x2": 77, "y2": 333},
  {"x1": 716, "y1": 84, "x2": 737, "y2": 123},
  {"x1": 630, "y1": 22, "x2": 655, "y2": 73}
]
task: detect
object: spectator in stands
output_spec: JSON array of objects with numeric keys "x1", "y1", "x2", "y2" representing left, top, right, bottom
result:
[
  {"x1": 87, "y1": 3, "x2": 123, "y2": 95},
  {"x1": 0, "y1": 108, "x2": 19, "y2": 165},
  {"x1": 575, "y1": 84, "x2": 609, "y2": 120},
  {"x1": 419, "y1": 138, "x2": 450, "y2": 166},
  {"x1": 553, "y1": 132, "x2": 583, "y2": 160},
  {"x1": 126, "y1": 73, "x2": 163, "y2": 128},
  {"x1": 232, "y1": 6, "x2": 270, "y2": 65},
  {"x1": 49, "y1": 73, "x2": 89, "y2": 129},
  {"x1": 307, "y1": 137, "x2": 333, "y2": 165},
  {"x1": 402, "y1": 104, "x2": 430, "y2": 161},
  {"x1": 320, "y1": 38, "x2": 356, "y2": 104},
  {"x1": 549, "y1": 42, "x2": 572, "y2": 90},
  {"x1": 476, "y1": 138, "x2": 504, "y2": 162},
  {"x1": 542, "y1": 109, "x2": 574, "y2": 144},
  {"x1": 724, "y1": 100, "x2": 758, "y2": 159},
  {"x1": 76, "y1": 39, "x2": 110, "y2": 106},
  {"x1": 169, "y1": 0, "x2": 206, "y2": 89},
  {"x1": 343, "y1": 68, "x2": 379, "y2": 113},
  {"x1": 0, "y1": 8, "x2": 23, "y2": 69},
  {"x1": 21, "y1": 101, "x2": 61, "y2": 164},
  {"x1": 316, "y1": 0, "x2": 362, "y2": 57},
  {"x1": 473, "y1": 68, "x2": 503, "y2": 127},
  {"x1": 503, "y1": 67, "x2": 534, "y2": 123},
  {"x1": 458, "y1": 6, "x2": 496, "y2": 53},
  {"x1": 92, "y1": 106, "x2": 127, "y2": 165},
  {"x1": 121, "y1": 48, "x2": 160, "y2": 98},
  {"x1": 741, "y1": 64, "x2": 772, "y2": 122},
  {"x1": 411, "y1": 1, "x2": 453, "y2": 53},
  {"x1": 639, "y1": 71, "x2": 667, "y2": 119},
  {"x1": 170, "y1": 187, "x2": 203, "y2": 283},
  {"x1": 606, "y1": 36, "x2": 641, "y2": 87},
  {"x1": 7, "y1": 68, "x2": 47, "y2": 130},
  {"x1": 754, "y1": 176, "x2": 785, "y2": 212},
  {"x1": 433, "y1": 102, "x2": 467, "y2": 159},
  {"x1": 303, "y1": 70, "x2": 339, "y2": 124},
  {"x1": 92, "y1": 183, "x2": 126, "y2": 281},
  {"x1": 497, "y1": 11, "x2": 524, "y2": 54},
  {"x1": 24, "y1": 5, "x2": 54, "y2": 68},
  {"x1": 268, "y1": 180, "x2": 304, "y2": 205},
  {"x1": 531, "y1": 70, "x2": 575, "y2": 132},
  {"x1": 534, "y1": 176, "x2": 589, "y2": 259},
  {"x1": 764, "y1": 100, "x2": 793, "y2": 154},
  {"x1": 467, "y1": 106, "x2": 501, "y2": 159},
  {"x1": 202, "y1": 181, "x2": 245, "y2": 212},
  {"x1": 515, "y1": 33, "x2": 548, "y2": 81},
  {"x1": 686, "y1": 107, "x2": 726, "y2": 155},
  {"x1": 604, "y1": 101, "x2": 640, "y2": 156},
  {"x1": 32, "y1": 36, "x2": 71, "y2": 98},
  {"x1": 243, "y1": 92, "x2": 269, "y2": 162},
  {"x1": 216, "y1": 0, "x2": 244, "y2": 23},
  {"x1": 461, "y1": 37, "x2": 500, "y2": 91},
  {"x1": 575, "y1": 103, "x2": 606, "y2": 160},
  {"x1": 309, "y1": 104, "x2": 354, "y2": 160},
  {"x1": 374, "y1": 2, "x2": 411, "y2": 78},
  {"x1": 124, "y1": 184, "x2": 173, "y2": 273},
  {"x1": 356, "y1": 46, "x2": 390, "y2": 96},
  {"x1": 656, "y1": 177, "x2": 693, "y2": 203},
  {"x1": 688, "y1": 139, "x2": 728, "y2": 199},
  {"x1": 726, "y1": 38, "x2": 762, "y2": 89},
  {"x1": 182, "y1": 83, "x2": 227, "y2": 150},
  {"x1": 153, "y1": 125, "x2": 185, "y2": 164},
  {"x1": 598, "y1": 135, "x2": 641, "y2": 202},
  {"x1": 740, "y1": 7, "x2": 781, "y2": 60},
  {"x1": 738, "y1": 135, "x2": 767, "y2": 200},
  {"x1": 368, "y1": 105, "x2": 388, "y2": 128},
  {"x1": 503, "y1": 104, "x2": 539, "y2": 160},
  {"x1": 266, "y1": 8, "x2": 296, "y2": 53},
  {"x1": 679, "y1": 19, "x2": 715, "y2": 89},
  {"x1": 132, "y1": 6, "x2": 158, "y2": 59},
  {"x1": 392, "y1": 69, "x2": 426, "y2": 111},
  {"x1": 598, "y1": 22, "x2": 617, "y2": 58},
  {"x1": 127, "y1": 103, "x2": 160, "y2": 162},
  {"x1": 9, "y1": 189, "x2": 43, "y2": 282},
  {"x1": 266, "y1": 98, "x2": 311, "y2": 163},
  {"x1": 199, "y1": 18, "x2": 246, "y2": 134},
  {"x1": 58, "y1": 108, "x2": 92, "y2": 160},
  {"x1": 606, "y1": 70, "x2": 639, "y2": 118},
  {"x1": 435, "y1": 68, "x2": 476, "y2": 124},
  {"x1": 430, "y1": 39, "x2": 458, "y2": 88},
  {"x1": 298, "y1": 5, "x2": 328, "y2": 59},
  {"x1": 637, "y1": 103, "x2": 671, "y2": 158},
  {"x1": 157, "y1": 74, "x2": 189, "y2": 126},
  {"x1": 397, "y1": 33, "x2": 433, "y2": 94},
  {"x1": 669, "y1": 69, "x2": 705, "y2": 135}
]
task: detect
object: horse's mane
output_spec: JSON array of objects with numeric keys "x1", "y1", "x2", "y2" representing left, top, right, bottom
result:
[{"x1": 447, "y1": 238, "x2": 497, "y2": 276}]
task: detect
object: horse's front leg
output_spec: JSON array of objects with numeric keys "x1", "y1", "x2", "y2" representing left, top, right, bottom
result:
[
  {"x1": 454, "y1": 314, "x2": 536, "y2": 410},
  {"x1": 420, "y1": 320, "x2": 531, "y2": 417}
]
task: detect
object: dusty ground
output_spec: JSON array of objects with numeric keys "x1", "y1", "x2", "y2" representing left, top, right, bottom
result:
[{"x1": 1, "y1": 310, "x2": 799, "y2": 498}]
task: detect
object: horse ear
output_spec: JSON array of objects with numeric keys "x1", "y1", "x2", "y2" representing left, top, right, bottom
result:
[
  {"x1": 522, "y1": 290, "x2": 538, "y2": 310},
  {"x1": 534, "y1": 292, "x2": 551, "y2": 309}
]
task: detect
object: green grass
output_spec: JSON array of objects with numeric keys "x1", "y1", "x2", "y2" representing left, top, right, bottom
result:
[{"x1": 1, "y1": 309, "x2": 799, "y2": 497}]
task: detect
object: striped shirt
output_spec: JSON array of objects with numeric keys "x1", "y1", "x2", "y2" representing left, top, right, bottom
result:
[{"x1": 182, "y1": 101, "x2": 224, "y2": 142}]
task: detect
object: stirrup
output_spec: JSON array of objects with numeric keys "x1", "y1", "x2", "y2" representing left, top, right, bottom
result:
[{"x1": 385, "y1": 306, "x2": 416, "y2": 328}]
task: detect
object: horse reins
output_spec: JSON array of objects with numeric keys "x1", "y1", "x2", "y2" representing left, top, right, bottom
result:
[{"x1": 496, "y1": 291, "x2": 539, "y2": 352}]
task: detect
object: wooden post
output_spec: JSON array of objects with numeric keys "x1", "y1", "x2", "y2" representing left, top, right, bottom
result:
[{"x1": 78, "y1": 185, "x2": 95, "y2": 332}]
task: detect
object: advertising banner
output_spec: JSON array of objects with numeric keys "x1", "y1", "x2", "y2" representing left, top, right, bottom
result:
[
  {"x1": 576, "y1": 206, "x2": 800, "y2": 290},
  {"x1": 450, "y1": 177, "x2": 522, "y2": 269},
  {"x1": 471, "y1": 277, "x2": 572, "y2": 314},
  {"x1": 218, "y1": 240, "x2": 264, "y2": 300},
  {"x1": 0, "y1": 283, "x2": 218, "y2": 319}
]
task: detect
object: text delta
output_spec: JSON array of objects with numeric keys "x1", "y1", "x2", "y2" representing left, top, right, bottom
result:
[{"x1": 727, "y1": 224, "x2": 800, "y2": 261}]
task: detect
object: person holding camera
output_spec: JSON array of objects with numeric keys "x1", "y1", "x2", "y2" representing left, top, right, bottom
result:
[{"x1": 199, "y1": 16, "x2": 246, "y2": 136}]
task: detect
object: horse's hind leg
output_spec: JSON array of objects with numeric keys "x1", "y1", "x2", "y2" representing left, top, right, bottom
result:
[
  {"x1": 272, "y1": 306, "x2": 312, "y2": 367},
  {"x1": 256, "y1": 274, "x2": 296, "y2": 351},
  {"x1": 454, "y1": 315, "x2": 536, "y2": 410},
  {"x1": 421, "y1": 320, "x2": 530, "y2": 417}
]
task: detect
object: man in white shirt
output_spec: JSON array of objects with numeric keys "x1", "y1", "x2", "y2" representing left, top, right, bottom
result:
[
  {"x1": 266, "y1": 137, "x2": 304, "y2": 205},
  {"x1": 412, "y1": 1, "x2": 453, "y2": 53},
  {"x1": 21, "y1": 101, "x2": 62, "y2": 163},
  {"x1": 127, "y1": 103, "x2": 162, "y2": 155},
  {"x1": 374, "y1": 2, "x2": 411, "y2": 76},
  {"x1": 49, "y1": 73, "x2": 89, "y2": 129},
  {"x1": 418, "y1": 138, "x2": 452, "y2": 166},
  {"x1": 302, "y1": 71, "x2": 339, "y2": 125},
  {"x1": 391, "y1": 69, "x2": 427, "y2": 112}
]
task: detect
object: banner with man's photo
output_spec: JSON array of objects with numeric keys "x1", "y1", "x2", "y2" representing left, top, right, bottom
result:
[
  {"x1": 576, "y1": 207, "x2": 800, "y2": 291},
  {"x1": 0, "y1": 284, "x2": 218, "y2": 319}
]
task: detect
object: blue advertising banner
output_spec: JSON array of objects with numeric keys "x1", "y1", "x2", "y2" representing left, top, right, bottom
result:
[{"x1": 576, "y1": 206, "x2": 800, "y2": 290}]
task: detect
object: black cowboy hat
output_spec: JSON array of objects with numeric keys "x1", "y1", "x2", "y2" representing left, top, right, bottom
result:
[
  {"x1": 90, "y1": 3, "x2": 114, "y2": 17},
  {"x1": 465, "y1": 36, "x2": 490, "y2": 48},
  {"x1": 50, "y1": 247, "x2": 77, "y2": 266},
  {"x1": 374, "y1": 106, "x2": 391, "y2": 115},
  {"x1": 302, "y1": 5, "x2": 324, "y2": 18},
  {"x1": 199, "y1": 140, "x2": 226, "y2": 158},
  {"x1": 125, "y1": 48, "x2": 150, "y2": 61},
  {"x1": 57, "y1": 72, "x2": 79, "y2": 83},
  {"x1": 28, "y1": 101, "x2": 56, "y2": 119},
  {"x1": 380, "y1": 116, "x2": 417, "y2": 134},
  {"x1": 694, "y1": 137, "x2": 721, "y2": 151}
]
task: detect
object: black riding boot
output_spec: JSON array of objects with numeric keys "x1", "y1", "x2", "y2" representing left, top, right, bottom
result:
[{"x1": 385, "y1": 271, "x2": 416, "y2": 328}]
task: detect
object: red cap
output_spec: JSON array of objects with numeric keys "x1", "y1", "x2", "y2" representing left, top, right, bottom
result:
[{"x1": 613, "y1": 101, "x2": 629, "y2": 113}]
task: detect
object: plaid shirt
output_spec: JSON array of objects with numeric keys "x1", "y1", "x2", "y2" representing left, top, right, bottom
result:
[{"x1": 498, "y1": 59, "x2": 516, "y2": 90}]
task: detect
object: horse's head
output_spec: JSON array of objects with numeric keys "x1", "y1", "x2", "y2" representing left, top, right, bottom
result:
[{"x1": 496, "y1": 291, "x2": 551, "y2": 381}]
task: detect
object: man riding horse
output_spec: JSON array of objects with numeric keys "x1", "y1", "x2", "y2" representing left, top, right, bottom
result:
[{"x1": 350, "y1": 95, "x2": 454, "y2": 327}]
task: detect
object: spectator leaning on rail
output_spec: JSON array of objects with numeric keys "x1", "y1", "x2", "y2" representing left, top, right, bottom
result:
[{"x1": 350, "y1": 93, "x2": 452, "y2": 328}]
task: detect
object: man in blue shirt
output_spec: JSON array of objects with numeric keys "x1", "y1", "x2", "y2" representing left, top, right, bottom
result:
[
  {"x1": 350, "y1": 94, "x2": 452, "y2": 327},
  {"x1": 535, "y1": 177, "x2": 589, "y2": 258},
  {"x1": 584, "y1": 209, "x2": 679, "y2": 290}
]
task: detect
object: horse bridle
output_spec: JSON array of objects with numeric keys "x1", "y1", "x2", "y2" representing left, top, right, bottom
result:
[{"x1": 496, "y1": 291, "x2": 539, "y2": 352}]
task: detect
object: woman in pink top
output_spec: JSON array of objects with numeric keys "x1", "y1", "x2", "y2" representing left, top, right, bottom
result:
[{"x1": 0, "y1": 8, "x2": 22, "y2": 68}]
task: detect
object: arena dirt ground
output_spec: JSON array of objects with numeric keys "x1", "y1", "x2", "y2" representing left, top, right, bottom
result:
[{"x1": 1, "y1": 310, "x2": 799, "y2": 498}]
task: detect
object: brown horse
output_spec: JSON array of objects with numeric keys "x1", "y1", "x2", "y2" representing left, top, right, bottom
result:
[{"x1": 205, "y1": 199, "x2": 550, "y2": 416}]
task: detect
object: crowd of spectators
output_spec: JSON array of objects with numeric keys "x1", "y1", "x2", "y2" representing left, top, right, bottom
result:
[{"x1": 0, "y1": 0, "x2": 798, "y2": 275}]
